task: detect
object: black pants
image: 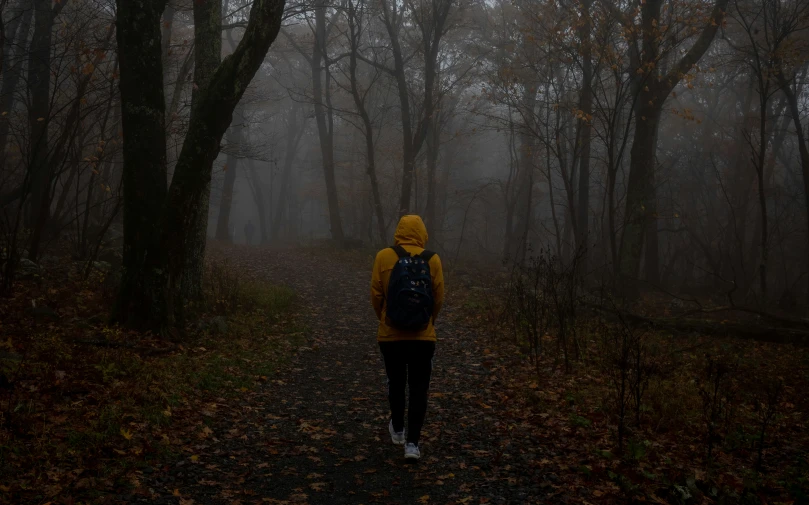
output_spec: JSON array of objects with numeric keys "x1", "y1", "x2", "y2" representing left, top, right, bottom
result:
[{"x1": 379, "y1": 340, "x2": 435, "y2": 445}]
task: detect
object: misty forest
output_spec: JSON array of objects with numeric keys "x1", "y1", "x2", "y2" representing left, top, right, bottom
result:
[{"x1": 0, "y1": 0, "x2": 808, "y2": 503}]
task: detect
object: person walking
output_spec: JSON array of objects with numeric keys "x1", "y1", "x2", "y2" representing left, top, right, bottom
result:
[
  {"x1": 244, "y1": 219, "x2": 255, "y2": 246},
  {"x1": 370, "y1": 215, "x2": 444, "y2": 460}
]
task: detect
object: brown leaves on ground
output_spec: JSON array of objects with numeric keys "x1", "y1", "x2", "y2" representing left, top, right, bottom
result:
[{"x1": 0, "y1": 250, "x2": 300, "y2": 503}]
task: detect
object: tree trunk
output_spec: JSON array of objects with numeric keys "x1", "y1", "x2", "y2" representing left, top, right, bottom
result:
[
  {"x1": 424, "y1": 116, "x2": 440, "y2": 231},
  {"x1": 312, "y1": 0, "x2": 343, "y2": 241},
  {"x1": 754, "y1": 97, "x2": 769, "y2": 305},
  {"x1": 161, "y1": 3, "x2": 175, "y2": 64},
  {"x1": 507, "y1": 85, "x2": 537, "y2": 264},
  {"x1": 576, "y1": 0, "x2": 593, "y2": 264},
  {"x1": 346, "y1": 3, "x2": 385, "y2": 244},
  {"x1": 158, "y1": 0, "x2": 286, "y2": 325},
  {"x1": 381, "y1": 1, "x2": 415, "y2": 216},
  {"x1": 778, "y1": 73, "x2": 809, "y2": 307},
  {"x1": 174, "y1": 0, "x2": 222, "y2": 304},
  {"x1": 720, "y1": 77, "x2": 755, "y2": 288},
  {"x1": 379, "y1": 0, "x2": 449, "y2": 215},
  {"x1": 644, "y1": 165, "x2": 660, "y2": 285},
  {"x1": 113, "y1": 0, "x2": 170, "y2": 329},
  {"x1": 26, "y1": 0, "x2": 56, "y2": 255},
  {"x1": 620, "y1": 101, "x2": 661, "y2": 291},
  {"x1": 271, "y1": 102, "x2": 305, "y2": 240},
  {"x1": 0, "y1": 1, "x2": 31, "y2": 164},
  {"x1": 618, "y1": 0, "x2": 729, "y2": 296},
  {"x1": 115, "y1": 0, "x2": 286, "y2": 329},
  {"x1": 214, "y1": 105, "x2": 243, "y2": 242}
]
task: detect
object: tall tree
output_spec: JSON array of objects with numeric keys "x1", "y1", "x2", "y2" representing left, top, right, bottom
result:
[
  {"x1": 26, "y1": 0, "x2": 68, "y2": 259},
  {"x1": 311, "y1": 0, "x2": 344, "y2": 241},
  {"x1": 0, "y1": 1, "x2": 32, "y2": 172},
  {"x1": 215, "y1": 27, "x2": 245, "y2": 244},
  {"x1": 176, "y1": 0, "x2": 223, "y2": 301},
  {"x1": 617, "y1": 0, "x2": 730, "y2": 295},
  {"x1": 575, "y1": 0, "x2": 593, "y2": 262},
  {"x1": 377, "y1": 0, "x2": 452, "y2": 215},
  {"x1": 115, "y1": 0, "x2": 287, "y2": 328},
  {"x1": 114, "y1": 0, "x2": 170, "y2": 327},
  {"x1": 344, "y1": 0, "x2": 386, "y2": 243}
]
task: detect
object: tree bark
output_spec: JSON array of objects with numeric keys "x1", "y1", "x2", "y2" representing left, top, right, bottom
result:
[
  {"x1": 157, "y1": 0, "x2": 286, "y2": 325},
  {"x1": 113, "y1": 0, "x2": 170, "y2": 329},
  {"x1": 618, "y1": 0, "x2": 729, "y2": 296},
  {"x1": 173, "y1": 0, "x2": 223, "y2": 304},
  {"x1": 26, "y1": 0, "x2": 57, "y2": 247}
]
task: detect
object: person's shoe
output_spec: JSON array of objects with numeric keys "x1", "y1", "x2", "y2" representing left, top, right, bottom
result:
[
  {"x1": 388, "y1": 420, "x2": 405, "y2": 445},
  {"x1": 404, "y1": 442, "x2": 421, "y2": 460}
]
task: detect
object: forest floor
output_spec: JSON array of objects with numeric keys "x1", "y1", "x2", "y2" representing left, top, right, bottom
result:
[
  {"x1": 114, "y1": 247, "x2": 554, "y2": 505},
  {"x1": 1, "y1": 245, "x2": 807, "y2": 504}
]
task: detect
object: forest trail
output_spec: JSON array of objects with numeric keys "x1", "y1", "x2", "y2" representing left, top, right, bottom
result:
[{"x1": 125, "y1": 248, "x2": 549, "y2": 505}]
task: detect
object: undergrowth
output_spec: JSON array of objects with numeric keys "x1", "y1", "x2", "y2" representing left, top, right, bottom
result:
[
  {"x1": 453, "y1": 254, "x2": 809, "y2": 505},
  {"x1": 0, "y1": 256, "x2": 303, "y2": 501}
]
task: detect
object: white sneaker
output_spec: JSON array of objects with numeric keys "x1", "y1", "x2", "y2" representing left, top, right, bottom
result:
[
  {"x1": 388, "y1": 420, "x2": 405, "y2": 445},
  {"x1": 404, "y1": 442, "x2": 420, "y2": 460}
]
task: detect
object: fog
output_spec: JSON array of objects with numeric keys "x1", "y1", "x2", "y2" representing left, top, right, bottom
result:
[{"x1": 1, "y1": 0, "x2": 809, "y2": 312}]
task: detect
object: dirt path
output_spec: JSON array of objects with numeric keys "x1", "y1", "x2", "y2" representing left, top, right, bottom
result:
[{"x1": 125, "y1": 248, "x2": 548, "y2": 505}]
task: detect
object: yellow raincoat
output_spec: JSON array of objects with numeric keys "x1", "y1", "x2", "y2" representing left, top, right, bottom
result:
[{"x1": 371, "y1": 215, "x2": 444, "y2": 342}]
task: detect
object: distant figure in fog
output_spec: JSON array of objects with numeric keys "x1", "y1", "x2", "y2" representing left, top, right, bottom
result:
[{"x1": 244, "y1": 220, "x2": 256, "y2": 246}]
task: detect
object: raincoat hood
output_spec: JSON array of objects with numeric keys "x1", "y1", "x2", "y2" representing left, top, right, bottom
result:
[{"x1": 393, "y1": 215, "x2": 428, "y2": 248}]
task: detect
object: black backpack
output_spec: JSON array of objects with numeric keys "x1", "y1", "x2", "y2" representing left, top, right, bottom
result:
[{"x1": 386, "y1": 245, "x2": 436, "y2": 331}]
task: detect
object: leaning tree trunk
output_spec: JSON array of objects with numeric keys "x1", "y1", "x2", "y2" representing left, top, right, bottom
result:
[
  {"x1": 157, "y1": 0, "x2": 286, "y2": 326},
  {"x1": 113, "y1": 0, "x2": 170, "y2": 329},
  {"x1": 213, "y1": 27, "x2": 245, "y2": 244},
  {"x1": 175, "y1": 0, "x2": 223, "y2": 305}
]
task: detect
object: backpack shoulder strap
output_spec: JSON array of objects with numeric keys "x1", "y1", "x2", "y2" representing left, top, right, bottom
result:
[
  {"x1": 391, "y1": 245, "x2": 410, "y2": 258},
  {"x1": 419, "y1": 250, "x2": 436, "y2": 262}
]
